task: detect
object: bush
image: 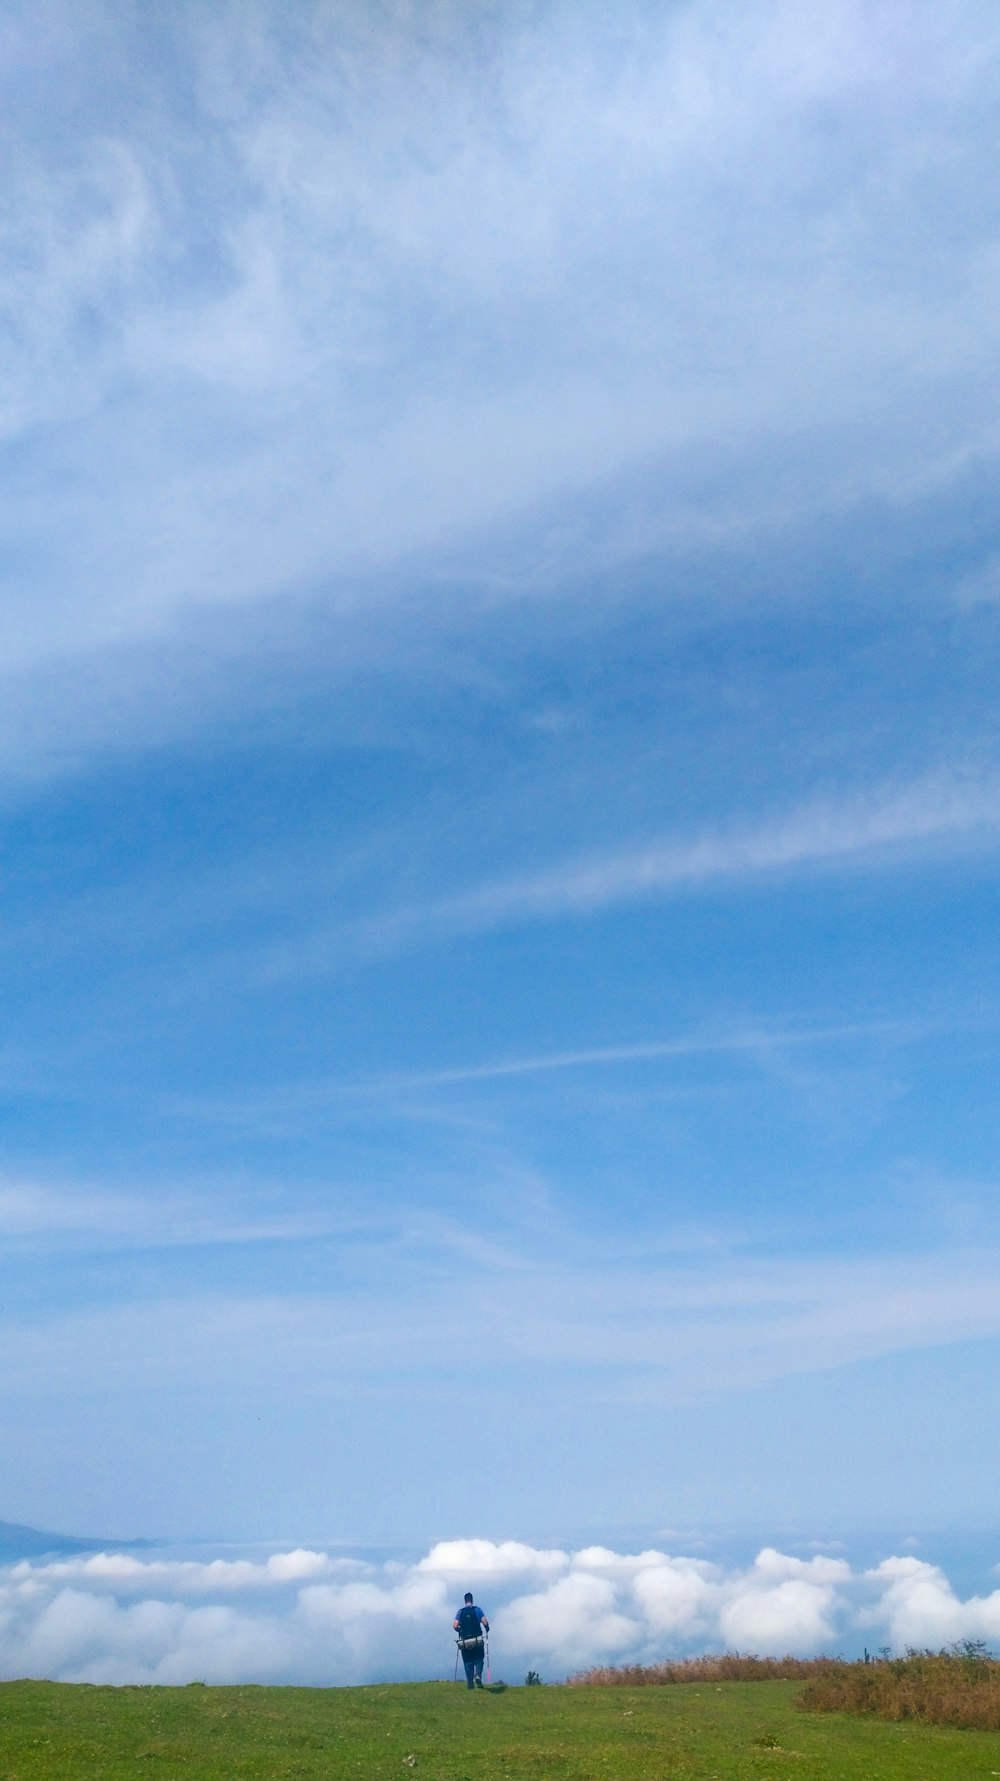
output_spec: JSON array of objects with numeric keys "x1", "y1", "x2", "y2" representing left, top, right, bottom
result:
[
  {"x1": 524, "y1": 1671, "x2": 543, "y2": 1687},
  {"x1": 568, "y1": 1655, "x2": 844, "y2": 1687},
  {"x1": 798, "y1": 1646, "x2": 1000, "y2": 1731}
]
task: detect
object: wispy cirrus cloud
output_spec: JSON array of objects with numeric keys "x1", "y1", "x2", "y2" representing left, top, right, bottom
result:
[
  {"x1": 3, "y1": 0, "x2": 1000, "y2": 1561},
  {"x1": 260, "y1": 766, "x2": 1000, "y2": 972},
  {"x1": 177, "y1": 1017, "x2": 906, "y2": 1138},
  {"x1": 5, "y1": 1234, "x2": 1000, "y2": 1400},
  {"x1": 1, "y1": 1, "x2": 999, "y2": 776},
  {"x1": 0, "y1": 1179, "x2": 342, "y2": 1252}
]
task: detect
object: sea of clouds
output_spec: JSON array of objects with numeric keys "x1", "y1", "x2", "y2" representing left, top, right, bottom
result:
[{"x1": 3, "y1": 1539, "x2": 1000, "y2": 1686}]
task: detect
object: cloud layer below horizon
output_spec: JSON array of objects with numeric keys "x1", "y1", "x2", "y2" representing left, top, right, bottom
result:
[{"x1": 3, "y1": 1538, "x2": 1000, "y2": 1686}]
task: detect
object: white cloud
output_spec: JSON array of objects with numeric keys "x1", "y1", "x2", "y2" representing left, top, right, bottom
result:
[
  {"x1": 631, "y1": 1558, "x2": 719, "y2": 1638},
  {"x1": 866, "y1": 1557, "x2": 1000, "y2": 1651},
  {"x1": 3, "y1": 1537, "x2": 1000, "y2": 1684},
  {"x1": 8, "y1": 1548, "x2": 348, "y2": 1594},
  {"x1": 716, "y1": 1554, "x2": 850, "y2": 1654},
  {"x1": 1, "y1": 3, "x2": 999, "y2": 773},
  {"x1": 415, "y1": 1539, "x2": 568, "y2": 1582},
  {"x1": 719, "y1": 1579, "x2": 837, "y2": 1653},
  {"x1": 502, "y1": 1573, "x2": 641, "y2": 1667}
]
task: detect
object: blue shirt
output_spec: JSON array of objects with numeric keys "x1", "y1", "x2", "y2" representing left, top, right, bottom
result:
[{"x1": 455, "y1": 1604, "x2": 488, "y2": 1633}]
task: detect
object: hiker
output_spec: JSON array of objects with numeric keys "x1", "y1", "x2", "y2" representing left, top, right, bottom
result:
[{"x1": 454, "y1": 1591, "x2": 490, "y2": 1689}]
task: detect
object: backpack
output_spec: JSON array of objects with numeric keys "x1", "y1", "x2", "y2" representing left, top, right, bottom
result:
[{"x1": 457, "y1": 1605, "x2": 483, "y2": 1649}]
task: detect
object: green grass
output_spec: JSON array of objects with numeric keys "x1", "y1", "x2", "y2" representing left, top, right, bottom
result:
[{"x1": 1, "y1": 1677, "x2": 1000, "y2": 1779}]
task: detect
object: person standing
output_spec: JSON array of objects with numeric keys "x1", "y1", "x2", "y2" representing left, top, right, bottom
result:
[{"x1": 453, "y1": 1591, "x2": 490, "y2": 1689}]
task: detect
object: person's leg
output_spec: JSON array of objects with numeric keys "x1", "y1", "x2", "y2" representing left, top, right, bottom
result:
[
  {"x1": 463, "y1": 1654, "x2": 475, "y2": 1689},
  {"x1": 473, "y1": 1648, "x2": 484, "y2": 1686}
]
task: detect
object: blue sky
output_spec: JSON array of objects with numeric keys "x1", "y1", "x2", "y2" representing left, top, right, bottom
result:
[{"x1": 3, "y1": 0, "x2": 1000, "y2": 1587}]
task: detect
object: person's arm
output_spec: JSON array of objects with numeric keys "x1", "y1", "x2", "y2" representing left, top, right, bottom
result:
[{"x1": 481, "y1": 1615, "x2": 490, "y2": 1632}]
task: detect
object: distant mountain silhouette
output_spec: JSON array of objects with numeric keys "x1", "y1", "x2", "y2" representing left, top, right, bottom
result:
[{"x1": 0, "y1": 1518, "x2": 152, "y2": 1563}]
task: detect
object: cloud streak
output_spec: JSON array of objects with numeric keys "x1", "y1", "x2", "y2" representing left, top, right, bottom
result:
[
  {"x1": 4, "y1": 1237, "x2": 1000, "y2": 1400},
  {"x1": 0, "y1": 1179, "x2": 344, "y2": 1253},
  {"x1": 3, "y1": 1538, "x2": 1000, "y2": 1684},
  {"x1": 267, "y1": 767, "x2": 1000, "y2": 970},
  {"x1": 182, "y1": 1016, "x2": 906, "y2": 1126}
]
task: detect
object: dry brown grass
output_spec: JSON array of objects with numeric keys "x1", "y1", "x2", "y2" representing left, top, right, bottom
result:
[
  {"x1": 798, "y1": 1645, "x2": 1000, "y2": 1731},
  {"x1": 567, "y1": 1654, "x2": 844, "y2": 1686},
  {"x1": 570, "y1": 1645, "x2": 1000, "y2": 1729}
]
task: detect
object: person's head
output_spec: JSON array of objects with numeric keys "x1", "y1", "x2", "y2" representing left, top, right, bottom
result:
[{"x1": 464, "y1": 1593, "x2": 473, "y2": 1604}]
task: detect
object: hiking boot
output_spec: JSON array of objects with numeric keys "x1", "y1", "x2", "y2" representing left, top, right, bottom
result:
[{"x1": 474, "y1": 1676, "x2": 483, "y2": 1688}]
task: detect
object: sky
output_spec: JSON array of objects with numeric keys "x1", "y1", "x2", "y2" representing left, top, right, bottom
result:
[{"x1": 2, "y1": 0, "x2": 1000, "y2": 1681}]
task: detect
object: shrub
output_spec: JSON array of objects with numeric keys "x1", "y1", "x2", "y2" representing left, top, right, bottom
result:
[
  {"x1": 568, "y1": 1654, "x2": 844, "y2": 1687},
  {"x1": 524, "y1": 1671, "x2": 543, "y2": 1687},
  {"x1": 798, "y1": 1647, "x2": 1000, "y2": 1731}
]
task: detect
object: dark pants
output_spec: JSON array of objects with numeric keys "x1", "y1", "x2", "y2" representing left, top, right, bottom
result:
[{"x1": 461, "y1": 1641, "x2": 485, "y2": 1688}]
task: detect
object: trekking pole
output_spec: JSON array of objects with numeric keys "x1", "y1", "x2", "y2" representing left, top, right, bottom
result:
[
  {"x1": 453, "y1": 1641, "x2": 459, "y2": 1683},
  {"x1": 485, "y1": 1632, "x2": 491, "y2": 1685}
]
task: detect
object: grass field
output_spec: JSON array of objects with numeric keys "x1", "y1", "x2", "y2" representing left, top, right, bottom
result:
[{"x1": 2, "y1": 1678, "x2": 1000, "y2": 1779}]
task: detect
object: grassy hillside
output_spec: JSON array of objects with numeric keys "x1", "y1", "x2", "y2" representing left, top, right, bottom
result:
[
  {"x1": 2, "y1": 1678, "x2": 1000, "y2": 1779},
  {"x1": 575, "y1": 1648, "x2": 1000, "y2": 1729}
]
